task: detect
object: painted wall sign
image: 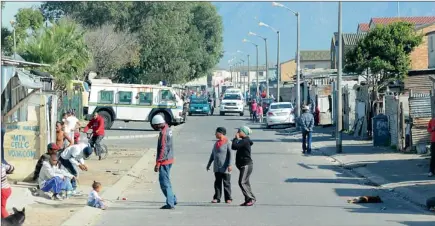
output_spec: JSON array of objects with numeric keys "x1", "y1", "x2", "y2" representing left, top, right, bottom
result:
[{"x1": 4, "y1": 121, "x2": 40, "y2": 159}]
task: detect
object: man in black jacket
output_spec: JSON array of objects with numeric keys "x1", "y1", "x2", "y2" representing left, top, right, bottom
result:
[{"x1": 231, "y1": 126, "x2": 256, "y2": 206}]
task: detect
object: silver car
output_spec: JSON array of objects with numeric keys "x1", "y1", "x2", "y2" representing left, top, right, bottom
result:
[{"x1": 266, "y1": 102, "x2": 295, "y2": 128}]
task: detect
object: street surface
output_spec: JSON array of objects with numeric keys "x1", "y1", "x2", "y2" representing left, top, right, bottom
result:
[{"x1": 95, "y1": 112, "x2": 435, "y2": 226}]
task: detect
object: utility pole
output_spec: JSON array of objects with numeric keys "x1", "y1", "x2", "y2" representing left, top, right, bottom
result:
[
  {"x1": 277, "y1": 30, "x2": 281, "y2": 102},
  {"x1": 230, "y1": 65, "x2": 233, "y2": 84},
  {"x1": 296, "y1": 13, "x2": 301, "y2": 117},
  {"x1": 247, "y1": 54, "x2": 251, "y2": 99},
  {"x1": 336, "y1": 1, "x2": 343, "y2": 153}
]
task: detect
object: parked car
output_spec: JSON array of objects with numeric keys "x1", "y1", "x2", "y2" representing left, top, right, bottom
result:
[
  {"x1": 188, "y1": 97, "x2": 213, "y2": 116},
  {"x1": 261, "y1": 98, "x2": 275, "y2": 115},
  {"x1": 265, "y1": 102, "x2": 295, "y2": 128}
]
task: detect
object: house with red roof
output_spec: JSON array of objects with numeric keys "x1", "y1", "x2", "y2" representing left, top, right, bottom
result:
[{"x1": 357, "y1": 23, "x2": 369, "y2": 33}]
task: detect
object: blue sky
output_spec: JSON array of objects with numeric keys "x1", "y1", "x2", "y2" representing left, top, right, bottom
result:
[{"x1": 3, "y1": 2, "x2": 435, "y2": 69}]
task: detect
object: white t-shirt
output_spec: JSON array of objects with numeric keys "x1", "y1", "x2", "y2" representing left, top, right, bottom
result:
[
  {"x1": 88, "y1": 190, "x2": 102, "y2": 202},
  {"x1": 64, "y1": 116, "x2": 79, "y2": 133}
]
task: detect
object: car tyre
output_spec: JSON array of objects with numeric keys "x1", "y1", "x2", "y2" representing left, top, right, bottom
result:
[
  {"x1": 239, "y1": 112, "x2": 244, "y2": 116},
  {"x1": 220, "y1": 112, "x2": 225, "y2": 116}
]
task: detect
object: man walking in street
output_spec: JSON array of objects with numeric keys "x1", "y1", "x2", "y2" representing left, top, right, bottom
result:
[
  {"x1": 152, "y1": 115, "x2": 177, "y2": 209},
  {"x1": 299, "y1": 105, "x2": 315, "y2": 155},
  {"x1": 427, "y1": 117, "x2": 435, "y2": 176},
  {"x1": 83, "y1": 112, "x2": 105, "y2": 160}
]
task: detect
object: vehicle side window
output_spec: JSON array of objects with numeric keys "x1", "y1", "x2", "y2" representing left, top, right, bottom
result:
[
  {"x1": 160, "y1": 90, "x2": 175, "y2": 101},
  {"x1": 118, "y1": 91, "x2": 132, "y2": 105},
  {"x1": 138, "y1": 92, "x2": 153, "y2": 106},
  {"x1": 99, "y1": 91, "x2": 114, "y2": 104}
]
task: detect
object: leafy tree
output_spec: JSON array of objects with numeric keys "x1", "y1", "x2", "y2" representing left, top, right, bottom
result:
[
  {"x1": 18, "y1": 17, "x2": 91, "y2": 90},
  {"x1": 13, "y1": 8, "x2": 44, "y2": 44},
  {"x1": 344, "y1": 22, "x2": 423, "y2": 91},
  {"x1": 84, "y1": 24, "x2": 141, "y2": 78},
  {"x1": 1, "y1": 28, "x2": 13, "y2": 55},
  {"x1": 40, "y1": 2, "x2": 224, "y2": 84}
]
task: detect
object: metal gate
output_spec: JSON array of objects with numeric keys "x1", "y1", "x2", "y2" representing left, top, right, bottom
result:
[{"x1": 409, "y1": 92, "x2": 431, "y2": 145}]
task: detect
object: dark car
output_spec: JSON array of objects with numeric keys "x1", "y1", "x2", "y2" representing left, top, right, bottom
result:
[
  {"x1": 188, "y1": 97, "x2": 213, "y2": 116},
  {"x1": 261, "y1": 98, "x2": 275, "y2": 115}
]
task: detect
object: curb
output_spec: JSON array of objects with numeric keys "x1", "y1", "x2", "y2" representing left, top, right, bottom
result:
[
  {"x1": 61, "y1": 149, "x2": 155, "y2": 226},
  {"x1": 105, "y1": 133, "x2": 158, "y2": 140},
  {"x1": 317, "y1": 146, "x2": 430, "y2": 212}
]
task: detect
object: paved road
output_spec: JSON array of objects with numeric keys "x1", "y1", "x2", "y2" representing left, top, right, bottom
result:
[{"x1": 95, "y1": 112, "x2": 435, "y2": 226}]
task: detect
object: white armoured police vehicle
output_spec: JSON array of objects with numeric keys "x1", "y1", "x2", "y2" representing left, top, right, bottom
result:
[{"x1": 85, "y1": 79, "x2": 185, "y2": 131}]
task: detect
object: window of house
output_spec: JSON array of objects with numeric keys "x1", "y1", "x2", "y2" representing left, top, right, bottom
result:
[
  {"x1": 138, "y1": 92, "x2": 153, "y2": 105},
  {"x1": 259, "y1": 71, "x2": 264, "y2": 76},
  {"x1": 118, "y1": 91, "x2": 132, "y2": 105},
  {"x1": 98, "y1": 91, "x2": 114, "y2": 104},
  {"x1": 305, "y1": 64, "x2": 316, "y2": 69}
]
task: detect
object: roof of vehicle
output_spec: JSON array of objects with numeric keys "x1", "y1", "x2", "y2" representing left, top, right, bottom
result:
[
  {"x1": 270, "y1": 102, "x2": 292, "y2": 105},
  {"x1": 225, "y1": 88, "x2": 242, "y2": 93}
]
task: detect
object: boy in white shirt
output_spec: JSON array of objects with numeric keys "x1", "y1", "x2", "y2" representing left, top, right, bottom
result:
[
  {"x1": 63, "y1": 111, "x2": 79, "y2": 146},
  {"x1": 59, "y1": 143, "x2": 92, "y2": 192}
]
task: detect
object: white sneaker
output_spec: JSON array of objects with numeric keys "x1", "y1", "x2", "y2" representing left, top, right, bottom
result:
[
  {"x1": 54, "y1": 194, "x2": 63, "y2": 201},
  {"x1": 428, "y1": 172, "x2": 433, "y2": 177},
  {"x1": 71, "y1": 190, "x2": 83, "y2": 196}
]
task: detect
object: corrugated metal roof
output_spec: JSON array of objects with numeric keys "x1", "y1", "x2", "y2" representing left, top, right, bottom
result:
[
  {"x1": 300, "y1": 50, "x2": 331, "y2": 61},
  {"x1": 342, "y1": 33, "x2": 367, "y2": 46}
]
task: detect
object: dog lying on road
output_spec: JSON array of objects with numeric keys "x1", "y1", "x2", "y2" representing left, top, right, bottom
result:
[
  {"x1": 348, "y1": 196, "x2": 383, "y2": 204},
  {"x1": 1, "y1": 207, "x2": 25, "y2": 226}
]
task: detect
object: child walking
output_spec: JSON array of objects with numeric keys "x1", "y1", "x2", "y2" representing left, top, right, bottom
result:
[
  {"x1": 231, "y1": 126, "x2": 256, "y2": 206},
  {"x1": 87, "y1": 181, "x2": 106, "y2": 209},
  {"x1": 256, "y1": 105, "x2": 263, "y2": 123},
  {"x1": 206, "y1": 127, "x2": 233, "y2": 204}
]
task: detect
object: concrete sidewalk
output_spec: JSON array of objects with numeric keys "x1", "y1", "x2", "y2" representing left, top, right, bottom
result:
[
  {"x1": 7, "y1": 148, "x2": 152, "y2": 226},
  {"x1": 298, "y1": 126, "x2": 435, "y2": 210}
]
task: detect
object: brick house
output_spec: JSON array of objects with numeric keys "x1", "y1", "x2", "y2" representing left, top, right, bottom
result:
[{"x1": 299, "y1": 50, "x2": 331, "y2": 70}]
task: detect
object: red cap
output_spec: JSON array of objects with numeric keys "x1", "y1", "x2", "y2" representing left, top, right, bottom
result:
[{"x1": 47, "y1": 143, "x2": 61, "y2": 151}]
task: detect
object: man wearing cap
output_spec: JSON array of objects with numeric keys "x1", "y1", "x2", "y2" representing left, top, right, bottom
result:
[
  {"x1": 231, "y1": 126, "x2": 256, "y2": 206},
  {"x1": 33, "y1": 143, "x2": 61, "y2": 182},
  {"x1": 299, "y1": 105, "x2": 315, "y2": 154},
  {"x1": 151, "y1": 115, "x2": 177, "y2": 210}
]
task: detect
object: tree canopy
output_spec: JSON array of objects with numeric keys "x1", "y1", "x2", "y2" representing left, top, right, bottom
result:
[
  {"x1": 40, "y1": 1, "x2": 224, "y2": 84},
  {"x1": 344, "y1": 22, "x2": 423, "y2": 90}
]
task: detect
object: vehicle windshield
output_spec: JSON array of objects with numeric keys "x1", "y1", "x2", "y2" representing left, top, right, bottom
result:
[
  {"x1": 270, "y1": 103, "x2": 293, "y2": 109},
  {"x1": 190, "y1": 99, "x2": 208, "y2": 104},
  {"x1": 262, "y1": 98, "x2": 273, "y2": 103},
  {"x1": 223, "y1": 94, "x2": 241, "y2": 100}
]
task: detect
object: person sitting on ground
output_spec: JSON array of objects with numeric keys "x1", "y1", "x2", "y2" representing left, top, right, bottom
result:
[
  {"x1": 39, "y1": 154, "x2": 75, "y2": 200},
  {"x1": 56, "y1": 121, "x2": 73, "y2": 152},
  {"x1": 33, "y1": 143, "x2": 61, "y2": 182},
  {"x1": 88, "y1": 181, "x2": 106, "y2": 210},
  {"x1": 59, "y1": 143, "x2": 92, "y2": 194},
  {"x1": 1, "y1": 162, "x2": 14, "y2": 218}
]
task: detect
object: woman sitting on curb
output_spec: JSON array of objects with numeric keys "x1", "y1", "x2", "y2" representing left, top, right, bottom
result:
[{"x1": 39, "y1": 154, "x2": 75, "y2": 200}]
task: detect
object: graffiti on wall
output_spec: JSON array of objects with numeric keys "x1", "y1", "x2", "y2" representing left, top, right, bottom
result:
[{"x1": 4, "y1": 122, "x2": 40, "y2": 159}]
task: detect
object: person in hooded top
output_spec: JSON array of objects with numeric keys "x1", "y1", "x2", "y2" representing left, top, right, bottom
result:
[{"x1": 231, "y1": 126, "x2": 256, "y2": 206}]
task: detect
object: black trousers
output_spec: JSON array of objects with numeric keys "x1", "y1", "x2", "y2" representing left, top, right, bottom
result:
[
  {"x1": 238, "y1": 164, "x2": 256, "y2": 202},
  {"x1": 430, "y1": 142, "x2": 435, "y2": 173},
  {"x1": 213, "y1": 172, "x2": 232, "y2": 201},
  {"x1": 90, "y1": 135, "x2": 104, "y2": 156}
]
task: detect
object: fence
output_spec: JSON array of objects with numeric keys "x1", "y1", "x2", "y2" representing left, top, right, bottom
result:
[
  {"x1": 58, "y1": 93, "x2": 84, "y2": 120},
  {"x1": 409, "y1": 91, "x2": 431, "y2": 148}
]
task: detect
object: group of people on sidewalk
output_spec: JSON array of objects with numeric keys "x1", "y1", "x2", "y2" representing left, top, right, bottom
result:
[
  {"x1": 150, "y1": 115, "x2": 257, "y2": 209},
  {"x1": 1, "y1": 111, "x2": 109, "y2": 219}
]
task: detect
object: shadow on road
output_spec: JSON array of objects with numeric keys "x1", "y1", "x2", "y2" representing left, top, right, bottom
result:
[
  {"x1": 392, "y1": 221, "x2": 435, "y2": 226},
  {"x1": 285, "y1": 177, "x2": 364, "y2": 185}
]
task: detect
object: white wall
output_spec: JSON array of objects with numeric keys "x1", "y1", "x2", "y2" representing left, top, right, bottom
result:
[
  {"x1": 429, "y1": 33, "x2": 435, "y2": 69},
  {"x1": 300, "y1": 61, "x2": 331, "y2": 70}
]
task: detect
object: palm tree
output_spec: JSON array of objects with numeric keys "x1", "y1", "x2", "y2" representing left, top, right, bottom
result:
[{"x1": 19, "y1": 18, "x2": 91, "y2": 90}]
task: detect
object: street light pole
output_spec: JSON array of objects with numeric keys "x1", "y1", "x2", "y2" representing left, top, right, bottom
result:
[
  {"x1": 264, "y1": 38, "x2": 269, "y2": 98},
  {"x1": 336, "y1": 1, "x2": 343, "y2": 153},
  {"x1": 242, "y1": 39, "x2": 260, "y2": 98},
  {"x1": 272, "y1": 2, "x2": 301, "y2": 116},
  {"x1": 10, "y1": 20, "x2": 16, "y2": 59},
  {"x1": 240, "y1": 60, "x2": 245, "y2": 90},
  {"x1": 247, "y1": 54, "x2": 251, "y2": 99}
]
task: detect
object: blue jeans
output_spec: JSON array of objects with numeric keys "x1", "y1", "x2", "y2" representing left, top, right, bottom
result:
[
  {"x1": 88, "y1": 199, "x2": 105, "y2": 208},
  {"x1": 302, "y1": 131, "x2": 312, "y2": 153},
  {"x1": 159, "y1": 164, "x2": 177, "y2": 207},
  {"x1": 62, "y1": 179, "x2": 73, "y2": 191},
  {"x1": 41, "y1": 176, "x2": 65, "y2": 194},
  {"x1": 59, "y1": 157, "x2": 78, "y2": 190}
]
